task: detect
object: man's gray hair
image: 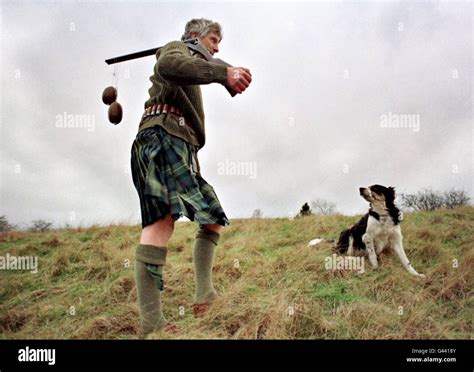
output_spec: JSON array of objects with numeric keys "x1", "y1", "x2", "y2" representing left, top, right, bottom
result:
[{"x1": 181, "y1": 18, "x2": 223, "y2": 41}]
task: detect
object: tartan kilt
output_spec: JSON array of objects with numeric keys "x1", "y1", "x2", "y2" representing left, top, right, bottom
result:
[{"x1": 130, "y1": 126, "x2": 230, "y2": 228}]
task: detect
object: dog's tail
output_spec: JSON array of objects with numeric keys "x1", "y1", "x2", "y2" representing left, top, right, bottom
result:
[
  {"x1": 307, "y1": 238, "x2": 325, "y2": 246},
  {"x1": 334, "y1": 229, "x2": 350, "y2": 254},
  {"x1": 307, "y1": 238, "x2": 340, "y2": 247}
]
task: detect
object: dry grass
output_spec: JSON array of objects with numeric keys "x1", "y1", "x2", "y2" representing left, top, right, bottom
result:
[{"x1": 0, "y1": 207, "x2": 472, "y2": 339}]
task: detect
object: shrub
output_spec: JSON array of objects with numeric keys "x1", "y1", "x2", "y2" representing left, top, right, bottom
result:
[
  {"x1": 400, "y1": 188, "x2": 471, "y2": 211},
  {"x1": 311, "y1": 198, "x2": 338, "y2": 215},
  {"x1": 29, "y1": 220, "x2": 53, "y2": 232}
]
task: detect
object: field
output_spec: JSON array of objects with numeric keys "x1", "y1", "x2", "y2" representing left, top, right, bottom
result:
[{"x1": 1, "y1": 207, "x2": 472, "y2": 339}]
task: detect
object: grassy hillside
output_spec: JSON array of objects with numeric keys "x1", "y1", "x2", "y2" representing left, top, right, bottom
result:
[{"x1": 1, "y1": 207, "x2": 472, "y2": 339}]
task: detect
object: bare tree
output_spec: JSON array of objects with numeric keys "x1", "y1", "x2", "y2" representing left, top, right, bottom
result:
[
  {"x1": 443, "y1": 189, "x2": 470, "y2": 209},
  {"x1": 401, "y1": 188, "x2": 470, "y2": 211},
  {"x1": 400, "y1": 188, "x2": 443, "y2": 211},
  {"x1": 29, "y1": 219, "x2": 53, "y2": 232},
  {"x1": 251, "y1": 209, "x2": 263, "y2": 219},
  {"x1": 311, "y1": 198, "x2": 338, "y2": 215},
  {"x1": 400, "y1": 193, "x2": 419, "y2": 210}
]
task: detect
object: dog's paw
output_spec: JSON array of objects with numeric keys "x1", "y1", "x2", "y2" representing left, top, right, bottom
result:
[
  {"x1": 416, "y1": 273, "x2": 426, "y2": 278},
  {"x1": 368, "y1": 256, "x2": 379, "y2": 268},
  {"x1": 369, "y1": 261, "x2": 379, "y2": 269}
]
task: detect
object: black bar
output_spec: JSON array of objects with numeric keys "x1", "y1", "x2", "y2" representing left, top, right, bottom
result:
[
  {"x1": 105, "y1": 47, "x2": 159, "y2": 65},
  {"x1": 0, "y1": 340, "x2": 472, "y2": 371}
]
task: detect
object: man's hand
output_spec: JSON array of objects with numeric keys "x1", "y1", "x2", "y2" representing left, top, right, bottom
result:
[{"x1": 226, "y1": 67, "x2": 252, "y2": 94}]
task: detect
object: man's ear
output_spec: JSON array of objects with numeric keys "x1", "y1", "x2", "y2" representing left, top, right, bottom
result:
[{"x1": 190, "y1": 31, "x2": 198, "y2": 38}]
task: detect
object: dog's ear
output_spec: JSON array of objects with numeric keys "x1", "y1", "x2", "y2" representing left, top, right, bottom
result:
[{"x1": 387, "y1": 187, "x2": 396, "y2": 200}]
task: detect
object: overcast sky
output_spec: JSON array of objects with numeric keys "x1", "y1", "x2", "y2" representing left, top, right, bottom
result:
[{"x1": 1, "y1": 0, "x2": 472, "y2": 229}]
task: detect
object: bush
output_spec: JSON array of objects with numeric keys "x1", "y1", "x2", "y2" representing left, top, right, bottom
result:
[
  {"x1": 251, "y1": 209, "x2": 263, "y2": 219},
  {"x1": 299, "y1": 202, "x2": 311, "y2": 217},
  {"x1": 400, "y1": 188, "x2": 471, "y2": 211},
  {"x1": 443, "y1": 189, "x2": 470, "y2": 209},
  {"x1": 0, "y1": 215, "x2": 14, "y2": 233},
  {"x1": 29, "y1": 220, "x2": 53, "y2": 232},
  {"x1": 311, "y1": 198, "x2": 338, "y2": 215}
]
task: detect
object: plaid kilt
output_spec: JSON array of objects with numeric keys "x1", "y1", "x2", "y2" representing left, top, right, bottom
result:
[{"x1": 130, "y1": 126, "x2": 230, "y2": 228}]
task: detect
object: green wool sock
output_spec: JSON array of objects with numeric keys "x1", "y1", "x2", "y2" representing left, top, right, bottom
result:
[
  {"x1": 135, "y1": 244, "x2": 168, "y2": 338},
  {"x1": 193, "y1": 226, "x2": 220, "y2": 304}
]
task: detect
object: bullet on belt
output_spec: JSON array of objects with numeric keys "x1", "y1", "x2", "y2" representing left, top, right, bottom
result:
[{"x1": 143, "y1": 104, "x2": 182, "y2": 118}]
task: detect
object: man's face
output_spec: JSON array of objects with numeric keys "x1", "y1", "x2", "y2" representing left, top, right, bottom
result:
[{"x1": 193, "y1": 31, "x2": 221, "y2": 56}]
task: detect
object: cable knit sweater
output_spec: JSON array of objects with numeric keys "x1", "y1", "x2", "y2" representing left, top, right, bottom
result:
[{"x1": 137, "y1": 40, "x2": 228, "y2": 149}]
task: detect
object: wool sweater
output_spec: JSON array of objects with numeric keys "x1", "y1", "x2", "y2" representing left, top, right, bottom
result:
[{"x1": 137, "y1": 40, "x2": 228, "y2": 149}]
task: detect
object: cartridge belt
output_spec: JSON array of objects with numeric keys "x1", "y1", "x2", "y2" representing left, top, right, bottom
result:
[
  {"x1": 139, "y1": 103, "x2": 200, "y2": 153},
  {"x1": 142, "y1": 104, "x2": 182, "y2": 119}
]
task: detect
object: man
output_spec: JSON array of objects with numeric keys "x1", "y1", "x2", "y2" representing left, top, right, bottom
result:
[{"x1": 130, "y1": 18, "x2": 252, "y2": 338}]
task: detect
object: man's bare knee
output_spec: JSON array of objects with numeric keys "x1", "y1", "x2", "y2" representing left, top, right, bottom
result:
[
  {"x1": 201, "y1": 224, "x2": 223, "y2": 234},
  {"x1": 157, "y1": 214, "x2": 175, "y2": 228},
  {"x1": 140, "y1": 215, "x2": 175, "y2": 245}
]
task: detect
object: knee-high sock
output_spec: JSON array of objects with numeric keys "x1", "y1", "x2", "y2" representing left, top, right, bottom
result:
[
  {"x1": 193, "y1": 226, "x2": 220, "y2": 304},
  {"x1": 135, "y1": 244, "x2": 167, "y2": 338}
]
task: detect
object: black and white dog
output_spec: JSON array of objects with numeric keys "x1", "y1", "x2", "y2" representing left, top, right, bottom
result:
[{"x1": 335, "y1": 185, "x2": 425, "y2": 277}]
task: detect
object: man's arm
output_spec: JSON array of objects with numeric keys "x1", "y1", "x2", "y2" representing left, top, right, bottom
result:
[{"x1": 156, "y1": 41, "x2": 228, "y2": 86}]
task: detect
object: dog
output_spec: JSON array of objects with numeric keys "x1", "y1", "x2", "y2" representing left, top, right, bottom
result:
[{"x1": 334, "y1": 185, "x2": 425, "y2": 277}]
